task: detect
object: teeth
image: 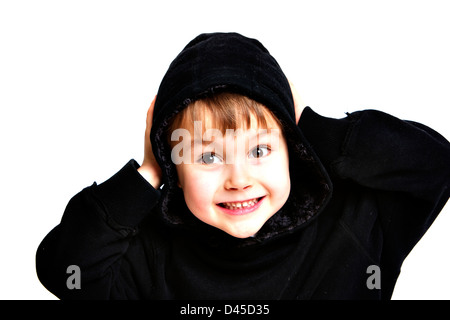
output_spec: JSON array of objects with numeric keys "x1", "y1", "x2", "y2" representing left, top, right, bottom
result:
[{"x1": 221, "y1": 198, "x2": 259, "y2": 210}]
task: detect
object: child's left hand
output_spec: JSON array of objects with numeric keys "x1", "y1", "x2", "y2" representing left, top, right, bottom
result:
[{"x1": 289, "y1": 80, "x2": 303, "y2": 124}]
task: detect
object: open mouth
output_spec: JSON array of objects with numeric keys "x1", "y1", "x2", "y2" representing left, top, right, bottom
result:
[{"x1": 217, "y1": 196, "x2": 265, "y2": 211}]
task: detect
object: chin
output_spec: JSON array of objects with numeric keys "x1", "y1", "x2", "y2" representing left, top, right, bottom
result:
[{"x1": 224, "y1": 225, "x2": 261, "y2": 239}]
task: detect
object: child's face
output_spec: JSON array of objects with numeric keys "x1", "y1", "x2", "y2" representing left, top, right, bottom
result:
[{"x1": 172, "y1": 110, "x2": 291, "y2": 239}]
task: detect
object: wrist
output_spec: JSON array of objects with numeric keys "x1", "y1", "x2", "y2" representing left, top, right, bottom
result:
[{"x1": 137, "y1": 164, "x2": 162, "y2": 189}]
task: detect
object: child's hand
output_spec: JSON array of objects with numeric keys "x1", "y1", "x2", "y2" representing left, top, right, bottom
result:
[
  {"x1": 289, "y1": 80, "x2": 303, "y2": 124},
  {"x1": 137, "y1": 96, "x2": 162, "y2": 189}
]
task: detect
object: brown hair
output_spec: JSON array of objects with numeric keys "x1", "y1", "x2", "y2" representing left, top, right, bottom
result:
[{"x1": 168, "y1": 92, "x2": 283, "y2": 142}]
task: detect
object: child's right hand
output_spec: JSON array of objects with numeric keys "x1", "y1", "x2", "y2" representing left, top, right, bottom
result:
[{"x1": 137, "y1": 96, "x2": 162, "y2": 189}]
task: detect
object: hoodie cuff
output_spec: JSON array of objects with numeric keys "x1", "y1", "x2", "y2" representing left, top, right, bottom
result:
[
  {"x1": 299, "y1": 107, "x2": 354, "y2": 171},
  {"x1": 92, "y1": 159, "x2": 161, "y2": 228}
]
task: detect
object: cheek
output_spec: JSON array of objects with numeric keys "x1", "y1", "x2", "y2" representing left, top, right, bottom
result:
[
  {"x1": 264, "y1": 153, "x2": 291, "y2": 194},
  {"x1": 178, "y1": 170, "x2": 218, "y2": 218}
]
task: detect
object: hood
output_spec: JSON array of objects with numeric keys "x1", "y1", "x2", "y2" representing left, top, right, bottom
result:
[{"x1": 150, "y1": 32, "x2": 332, "y2": 245}]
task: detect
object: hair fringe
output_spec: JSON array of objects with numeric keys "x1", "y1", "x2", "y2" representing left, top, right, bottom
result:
[{"x1": 168, "y1": 92, "x2": 282, "y2": 140}]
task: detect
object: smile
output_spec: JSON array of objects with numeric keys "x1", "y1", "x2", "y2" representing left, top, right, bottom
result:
[{"x1": 217, "y1": 197, "x2": 265, "y2": 215}]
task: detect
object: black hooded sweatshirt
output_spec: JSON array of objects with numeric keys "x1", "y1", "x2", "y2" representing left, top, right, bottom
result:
[{"x1": 36, "y1": 33, "x2": 450, "y2": 300}]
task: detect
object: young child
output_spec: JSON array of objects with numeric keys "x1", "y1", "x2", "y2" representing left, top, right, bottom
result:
[{"x1": 36, "y1": 32, "x2": 450, "y2": 300}]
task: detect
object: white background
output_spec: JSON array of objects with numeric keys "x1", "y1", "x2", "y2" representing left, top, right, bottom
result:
[{"x1": 1, "y1": 0, "x2": 449, "y2": 300}]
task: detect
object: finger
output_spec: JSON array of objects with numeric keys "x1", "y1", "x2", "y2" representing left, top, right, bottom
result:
[
  {"x1": 147, "y1": 95, "x2": 157, "y2": 126},
  {"x1": 288, "y1": 80, "x2": 303, "y2": 124}
]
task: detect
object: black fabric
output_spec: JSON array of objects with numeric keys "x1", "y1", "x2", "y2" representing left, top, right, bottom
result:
[{"x1": 36, "y1": 33, "x2": 450, "y2": 300}]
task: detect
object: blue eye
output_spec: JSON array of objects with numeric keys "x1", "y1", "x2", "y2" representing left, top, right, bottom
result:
[
  {"x1": 199, "y1": 152, "x2": 222, "y2": 164},
  {"x1": 249, "y1": 145, "x2": 270, "y2": 159}
]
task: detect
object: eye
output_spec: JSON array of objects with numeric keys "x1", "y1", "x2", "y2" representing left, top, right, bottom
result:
[
  {"x1": 248, "y1": 145, "x2": 270, "y2": 159},
  {"x1": 199, "y1": 152, "x2": 222, "y2": 165}
]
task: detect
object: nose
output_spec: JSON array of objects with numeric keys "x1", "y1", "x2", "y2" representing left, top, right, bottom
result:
[{"x1": 223, "y1": 161, "x2": 253, "y2": 191}]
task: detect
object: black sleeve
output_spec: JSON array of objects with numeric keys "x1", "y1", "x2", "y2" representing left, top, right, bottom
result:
[
  {"x1": 334, "y1": 110, "x2": 449, "y2": 201},
  {"x1": 36, "y1": 159, "x2": 160, "y2": 299},
  {"x1": 300, "y1": 107, "x2": 450, "y2": 259}
]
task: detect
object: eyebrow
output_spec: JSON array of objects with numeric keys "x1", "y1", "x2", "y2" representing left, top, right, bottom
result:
[
  {"x1": 191, "y1": 139, "x2": 219, "y2": 146},
  {"x1": 189, "y1": 129, "x2": 278, "y2": 145}
]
